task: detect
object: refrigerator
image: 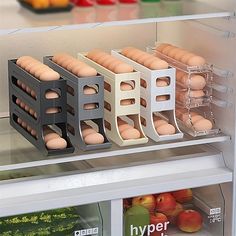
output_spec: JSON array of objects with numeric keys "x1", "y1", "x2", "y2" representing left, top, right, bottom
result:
[{"x1": 0, "y1": 0, "x2": 235, "y2": 235}]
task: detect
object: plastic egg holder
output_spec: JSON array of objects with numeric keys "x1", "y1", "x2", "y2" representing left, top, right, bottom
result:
[
  {"x1": 176, "y1": 105, "x2": 220, "y2": 137},
  {"x1": 8, "y1": 59, "x2": 74, "y2": 156},
  {"x1": 155, "y1": 49, "x2": 213, "y2": 109},
  {"x1": 78, "y1": 52, "x2": 148, "y2": 147},
  {"x1": 111, "y1": 50, "x2": 183, "y2": 142},
  {"x1": 44, "y1": 56, "x2": 111, "y2": 151}
]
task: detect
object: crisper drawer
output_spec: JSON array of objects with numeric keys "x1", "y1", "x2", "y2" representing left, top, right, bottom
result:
[
  {"x1": 123, "y1": 185, "x2": 224, "y2": 236},
  {"x1": 0, "y1": 203, "x2": 103, "y2": 236}
]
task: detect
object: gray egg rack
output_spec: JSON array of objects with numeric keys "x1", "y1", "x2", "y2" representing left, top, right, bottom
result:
[
  {"x1": 44, "y1": 56, "x2": 111, "y2": 151},
  {"x1": 8, "y1": 59, "x2": 74, "y2": 156}
]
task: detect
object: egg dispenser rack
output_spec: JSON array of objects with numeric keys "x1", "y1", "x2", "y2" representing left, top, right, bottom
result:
[
  {"x1": 111, "y1": 50, "x2": 183, "y2": 142},
  {"x1": 8, "y1": 59, "x2": 74, "y2": 156},
  {"x1": 44, "y1": 56, "x2": 111, "y2": 151},
  {"x1": 78, "y1": 52, "x2": 148, "y2": 147},
  {"x1": 152, "y1": 45, "x2": 220, "y2": 137}
]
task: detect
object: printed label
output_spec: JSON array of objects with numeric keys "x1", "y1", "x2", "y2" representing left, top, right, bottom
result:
[
  {"x1": 208, "y1": 208, "x2": 222, "y2": 223},
  {"x1": 74, "y1": 227, "x2": 99, "y2": 236}
]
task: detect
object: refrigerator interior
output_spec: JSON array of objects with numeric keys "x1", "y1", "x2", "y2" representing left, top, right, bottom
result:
[{"x1": 0, "y1": 3, "x2": 235, "y2": 236}]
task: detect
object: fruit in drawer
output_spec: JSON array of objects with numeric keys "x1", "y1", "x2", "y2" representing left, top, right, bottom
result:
[
  {"x1": 125, "y1": 205, "x2": 150, "y2": 236},
  {"x1": 132, "y1": 195, "x2": 156, "y2": 212},
  {"x1": 171, "y1": 189, "x2": 193, "y2": 203},
  {"x1": 156, "y1": 193, "x2": 177, "y2": 213},
  {"x1": 162, "y1": 202, "x2": 184, "y2": 224},
  {"x1": 150, "y1": 213, "x2": 169, "y2": 236},
  {"x1": 177, "y1": 209, "x2": 203, "y2": 233}
]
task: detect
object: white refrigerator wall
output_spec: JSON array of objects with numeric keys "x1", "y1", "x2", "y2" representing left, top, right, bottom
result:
[
  {"x1": 156, "y1": 19, "x2": 236, "y2": 236},
  {"x1": 0, "y1": 23, "x2": 156, "y2": 116}
]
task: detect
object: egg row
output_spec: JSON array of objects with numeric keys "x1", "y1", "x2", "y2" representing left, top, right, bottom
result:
[
  {"x1": 87, "y1": 49, "x2": 134, "y2": 74},
  {"x1": 176, "y1": 70, "x2": 206, "y2": 90},
  {"x1": 52, "y1": 53, "x2": 97, "y2": 77},
  {"x1": 16, "y1": 98, "x2": 37, "y2": 119},
  {"x1": 141, "y1": 77, "x2": 170, "y2": 88},
  {"x1": 121, "y1": 47, "x2": 169, "y2": 70},
  {"x1": 16, "y1": 56, "x2": 60, "y2": 81},
  {"x1": 17, "y1": 117, "x2": 37, "y2": 138},
  {"x1": 176, "y1": 108, "x2": 213, "y2": 132},
  {"x1": 16, "y1": 79, "x2": 36, "y2": 99},
  {"x1": 156, "y1": 43, "x2": 206, "y2": 67},
  {"x1": 43, "y1": 127, "x2": 68, "y2": 150},
  {"x1": 117, "y1": 118, "x2": 141, "y2": 140},
  {"x1": 81, "y1": 122, "x2": 105, "y2": 145},
  {"x1": 153, "y1": 114, "x2": 176, "y2": 135},
  {"x1": 176, "y1": 89, "x2": 205, "y2": 103}
]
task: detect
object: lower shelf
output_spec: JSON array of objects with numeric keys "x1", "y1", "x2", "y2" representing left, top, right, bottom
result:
[{"x1": 0, "y1": 144, "x2": 232, "y2": 218}]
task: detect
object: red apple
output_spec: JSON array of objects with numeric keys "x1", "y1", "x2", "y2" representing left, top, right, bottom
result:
[
  {"x1": 176, "y1": 209, "x2": 203, "y2": 233},
  {"x1": 156, "y1": 193, "x2": 176, "y2": 213},
  {"x1": 171, "y1": 189, "x2": 193, "y2": 203},
  {"x1": 132, "y1": 195, "x2": 156, "y2": 212},
  {"x1": 162, "y1": 202, "x2": 184, "y2": 224},
  {"x1": 150, "y1": 213, "x2": 169, "y2": 236}
]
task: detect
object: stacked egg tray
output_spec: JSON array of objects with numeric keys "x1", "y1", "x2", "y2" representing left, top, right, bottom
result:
[
  {"x1": 153, "y1": 45, "x2": 219, "y2": 137},
  {"x1": 8, "y1": 59, "x2": 74, "y2": 156},
  {"x1": 155, "y1": 49, "x2": 213, "y2": 108},
  {"x1": 44, "y1": 56, "x2": 111, "y2": 151},
  {"x1": 78, "y1": 53, "x2": 148, "y2": 147},
  {"x1": 111, "y1": 50, "x2": 183, "y2": 142}
]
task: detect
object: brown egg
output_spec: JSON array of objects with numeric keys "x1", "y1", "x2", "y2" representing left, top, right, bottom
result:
[
  {"x1": 121, "y1": 47, "x2": 135, "y2": 56},
  {"x1": 166, "y1": 47, "x2": 178, "y2": 57},
  {"x1": 21, "y1": 83, "x2": 26, "y2": 90},
  {"x1": 156, "y1": 95, "x2": 169, "y2": 101},
  {"x1": 143, "y1": 57, "x2": 156, "y2": 67},
  {"x1": 20, "y1": 101, "x2": 25, "y2": 109},
  {"x1": 31, "y1": 129, "x2": 37, "y2": 137},
  {"x1": 66, "y1": 60, "x2": 81, "y2": 71},
  {"x1": 162, "y1": 45, "x2": 175, "y2": 55},
  {"x1": 107, "y1": 60, "x2": 122, "y2": 71},
  {"x1": 131, "y1": 51, "x2": 144, "y2": 61},
  {"x1": 136, "y1": 54, "x2": 152, "y2": 65},
  {"x1": 176, "y1": 70, "x2": 185, "y2": 81},
  {"x1": 113, "y1": 63, "x2": 134, "y2": 74},
  {"x1": 156, "y1": 79, "x2": 168, "y2": 87},
  {"x1": 46, "y1": 108, "x2": 60, "y2": 114},
  {"x1": 20, "y1": 58, "x2": 38, "y2": 69},
  {"x1": 93, "y1": 52, "x2": 108, "y2": 62},
  {"x1": 82, "y1": 128, "x2": 97, "y2": 138},
  {"x1": 84, "y1": 86, "x2": 97, "y2": 95},
  {"x1": 117, "y1": 118, "x2": 127, "y2": 125},
  {"x1": 120, "y1": 82, "x2": 133, "y2": 91},
  {"x1": 16, "y1": 98, "x2": 21, "y2": 105},
  {"x1": 17, "y1": 80, "x2": 22, "y2": 87},
  {"x1": 46, "y1": 137, "x2": 67, "y2": 150},
  {"x1": 185, "y1": 115, "x2": 204, "y2": 127},
  {"x1": 193, "y1": 119, "x2": 213, "y2": 131},
  {"x1": 187, "y1": 56, "x2": 206, "y2": 66},
  {"x1": 61, "y1": 57, "x2": 75, "y2": 68},
  {"x1": 154, "y1": 119, "x2": 168, "y2": 128},
  {"x1": 120, "y1": 128, "x2": 141, "y2": 140},
  {"x1": 118, "y1": 123, "x2": 133, "y2": 133},
  {"x1": 168, "y1": 48, "x2": 182, "y2": 58},
  {"x1": 45, "y1": 91, "x2": 59, "y2": 99},
  {"x1": 29, "y1": 108, "x2": 35, "y2": 116},
  {"x1": 34, "y1": 66, "x2": 48, "y2": 78},
  {"x1": 25, "y1": 61, "x2": 39, "y2": 72},
  {"x1": 84, "y1": 133, "x2": 104, "y2": 145},
  {"x1": 16, "y1": 56, "x2": 34, "y2": 66},
  {"x1": 181, "y1": 53, "x2": 195, "y2": 64},
  {"x1": 181, "y1": 74, "x2": 206, "y2": 90},
  {"x1": 44, "y1": 132, "x2": 60, "y2": 143},
  {"x1": 52, "y1": 53, "x2": 71, "y2": 63},
  {"x1": 25, "y1": 86, "x2": 31, "y2": 94},
  {"x1": 126, "y1": 50, "x2": 139, "y2": 59},
  {"x1": 87, "y1": 49, "x2": 104, "y2": 60},
  {"x1": 96, "y1": 54, "x2": 111, "y2": 65},
  {"x1": 56, "y1": 55, "x2": 74, "y2": 66},
  {"x1": 156, "y1": 43, "x2": 171, "y2": 52},
  {"x1": 77, "y1": 66, "x2": 97, "y2": 77},
  {"x1": 39, "y1": 70, "x2": 60, "y2": 81},
  {"x1": 26, "y1": 125, "x2": 32, "y2": 132},
  {"x1": 182, "y1": 112, "x2": 199, "y2": 122},
  {"x1": 174, "y1": 50, "x2": 188, "y2": 61},
  {"x1": 148, "y1": 59, "x2": 169, "y2": 70},
  {"x1": 156, "y1": 123, "x2": 176, "y2": 135},
  {"x1": 21, "y1": 121, "x2": 27, "y2": 129},
  {"x1": 84, "y1": 103, "x2": 96, "y2": 110},
  {"x1": 17, "y1": 117, "x2": 22, "y2": 125},
  {"x1": 120, "y1": 99, "x2": 133, "y2": 106},
  {"x1": 31, "y1": 90, "x2": 36, "y2": 98},
  {"x1": 24, "y1": 105, "x2": 30, "y2": 112}
]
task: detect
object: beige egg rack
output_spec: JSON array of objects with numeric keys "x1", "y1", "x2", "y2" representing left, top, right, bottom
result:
[
  {"x1": 78, "y1": 52, "x2": 148, "y2": 147},
  {"x1": 8, "y1": 59, "x2": 74, "y2": 156},
  {"x1": 111, "y1": 49, "x2": 183, "y2": 142},
  {"x1": 44, "y1": 56, "x2": 111, "y2": 151}
]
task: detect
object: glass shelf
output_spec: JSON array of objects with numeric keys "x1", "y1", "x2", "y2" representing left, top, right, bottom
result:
[
  {"x1": 0, "y1": 0, "x2": 233, "y2": 35},
  {"x1": 0, "y1": 117, "x2": 230, "y2": 173}
]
